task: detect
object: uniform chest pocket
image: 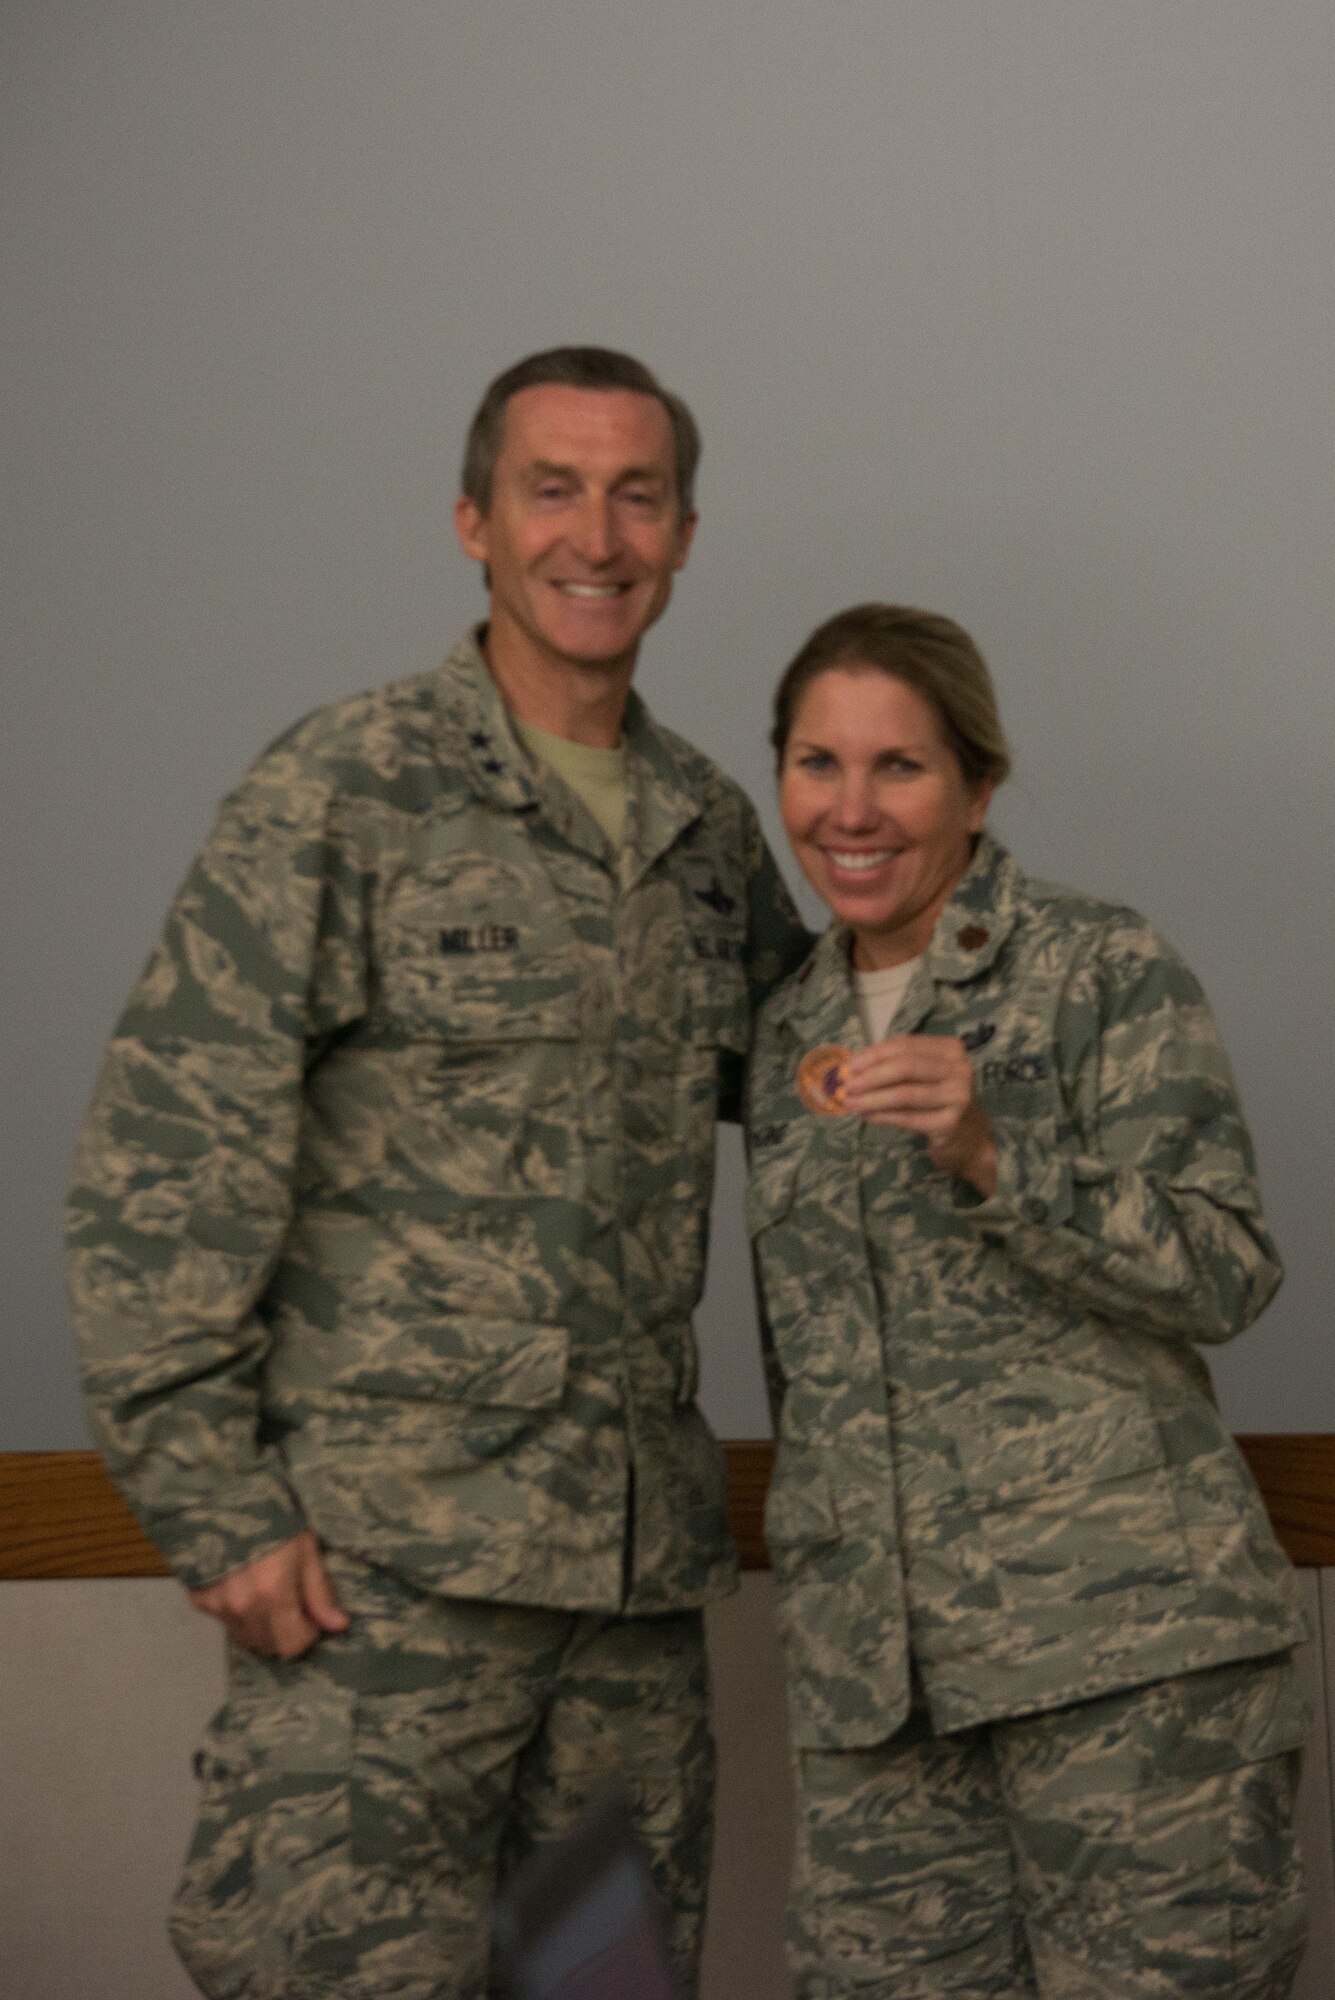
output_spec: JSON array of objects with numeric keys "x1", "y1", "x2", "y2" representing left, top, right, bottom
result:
[
  {"x1": 970, "y1": 1034, "x2": 1061, "y2": 1121},
  {"x1": 385, "y1": 956, "x2": 579, "y2": 1048},
  {"x1": 373, "y1": 942, "x2": 588, "y2": 1201},
  {"x1": 380, "y1": 938, "x2": 584, "y2": 1044},
  {"x1": 377, "y1": 847, "x2": 587, "y2": 1043}
]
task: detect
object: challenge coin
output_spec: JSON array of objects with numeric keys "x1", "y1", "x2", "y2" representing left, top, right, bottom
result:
[{"x1": 796, "y1": 1044, "x2": 852, "y2": 1116}]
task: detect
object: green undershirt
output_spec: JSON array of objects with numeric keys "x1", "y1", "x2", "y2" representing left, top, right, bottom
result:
[{"x1": 512, "y1": 716, "x2": 630, "y2": 849}]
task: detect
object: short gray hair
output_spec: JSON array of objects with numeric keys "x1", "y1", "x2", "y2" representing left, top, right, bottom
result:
[{"x1": 461, "y1": 347, "x2": 701, "y2": 517}]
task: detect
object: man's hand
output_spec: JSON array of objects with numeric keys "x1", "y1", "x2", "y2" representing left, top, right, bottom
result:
[
  {"x1": 188, "y1": 1530, "x2": 350, "y2": 1659},
  {"x1": 843, "y1": 1035, "x2": 998, "y2": 1197}
]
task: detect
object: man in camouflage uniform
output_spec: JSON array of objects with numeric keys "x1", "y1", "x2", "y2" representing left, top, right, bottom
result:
[
  {"x1": 68, "y1": 346, "x2": 809, "y2": 1999},
  {"x1": 746, "y1": 830, "x2": 1309, "y2": 1996}
]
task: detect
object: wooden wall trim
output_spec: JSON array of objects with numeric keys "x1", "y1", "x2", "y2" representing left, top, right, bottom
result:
[
  {"x1": 1233, "y1": 1435, "x2": 1335, "y2": 1570},
  {"x1": 0, "y1": 1453, "x2": 171, "y2": 1580},
  {"x1": 724, "y1": 1441, "x2": 776, "y2": 1574},
  {"x1": 2, "y1": 1440, "x2": 1334, "y2": 1580}
]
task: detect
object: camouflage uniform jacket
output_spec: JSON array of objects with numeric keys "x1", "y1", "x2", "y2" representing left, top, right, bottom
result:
[
  {"x1": 69, "y1": 633, "x2": 809, "y2": 1611},
  {"x1": 745, "y1": 834, "x2": 1304, "y2": 1743}
]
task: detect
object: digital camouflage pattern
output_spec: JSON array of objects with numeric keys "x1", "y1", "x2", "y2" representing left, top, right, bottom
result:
[
  {"x1": 170, "y1": 1551, "x2": 714, "y2": 2000},
  {"x1": 68, "y1": 632, "x2": 809, "y2": 1607},
  {"x1": 746, "y1": 835, "x2": 1305, "y2": 1744},
  {"x1": 790, "y1": 1652, "x2": 1308, "y2": 1998}
]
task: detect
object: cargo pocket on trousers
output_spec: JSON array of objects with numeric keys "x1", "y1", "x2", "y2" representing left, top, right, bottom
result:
[
  {"x1": 1227, "y1": 1746, "x2": 1309, "y2": 1988},
  {"x1": 1014, "y1": 1650, "x2": 1310, "y2": 1993},
  {"x1": 169, "y1": 1680, "x2": 355, "y2": 1996},
  {"x1": 1216, "y1": 1651, "x2": 1311, "y2": 1987},
  {"x1": 349, "y1": 1689, "x2": 456, "y2": 1877},
  {"x1": 347, "y1": 1684, "x2": 514, "y2": 1902}
]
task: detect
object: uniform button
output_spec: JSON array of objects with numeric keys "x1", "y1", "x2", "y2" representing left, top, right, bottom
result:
[
  {"x1": 957, "y1": 924, "x2": 990, "y2": 950},
  {"x1": 1022, "y1": 1196, "x2": 1048, "y2": 1224}
]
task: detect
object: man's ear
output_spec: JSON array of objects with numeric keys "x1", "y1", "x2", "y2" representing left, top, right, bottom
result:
[
  {"x1": 673, "y1": 509, "x2": 699, "y2": 573},
  {"x1": 454, "y1": 493, "x2": 488, "y2": 563}
]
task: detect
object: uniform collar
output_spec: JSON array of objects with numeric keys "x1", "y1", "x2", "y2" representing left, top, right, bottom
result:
[
  {"x1": 431, "y1": 629, "x2": 703, "y2": 876},
  {"x1": 778, "y1": 832, "x2": 1022, "y2": 1045},
  {"x1": 779, "y1": 923, "x2": 864, "y2": 1050},
  {"x1": 433, "y1": 629, "x2": 540, "y2": 813},
  {"x1": 921, "y1": 832, "x2": 1021, "y2": 984},
  {"x1": 619, "y1": 691, "x2": 704, "y2": 886}
]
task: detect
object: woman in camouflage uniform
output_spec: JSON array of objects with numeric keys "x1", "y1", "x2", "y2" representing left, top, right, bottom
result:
[{"x1": 746, "y1": 603, "x2": 1308, "y2": 1999}]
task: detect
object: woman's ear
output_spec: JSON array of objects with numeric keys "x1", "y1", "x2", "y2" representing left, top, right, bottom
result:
[{"x1": 967, "y1": 778, "x2": 995, "y2": 833}]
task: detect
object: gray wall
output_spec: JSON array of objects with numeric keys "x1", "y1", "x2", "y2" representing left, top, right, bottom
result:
[{"x1": 4, "y1": 1, "x2": 1332, "y2": 1448}]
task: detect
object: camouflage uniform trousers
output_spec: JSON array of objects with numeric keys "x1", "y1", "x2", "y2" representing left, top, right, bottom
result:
[
  {"x1": 169, "y1": 1551, "x2": 714, "y2": 2000},
  {"x1": 789, "y1": 1651, "x2": 1308, "y2": 2000}
]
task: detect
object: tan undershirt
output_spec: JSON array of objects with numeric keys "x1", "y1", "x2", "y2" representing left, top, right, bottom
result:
[
  {"x1": 853, "y1": 955, "x2": 922, "y2": 1044},
  {"x1": 512, "y1": 717, "x2": 630, "y2": 849}
]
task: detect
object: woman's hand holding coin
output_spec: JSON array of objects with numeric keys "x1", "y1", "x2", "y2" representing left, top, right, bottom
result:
[{"x1": 843, "y1": 1036, "x2": 998, "y2": 1197}]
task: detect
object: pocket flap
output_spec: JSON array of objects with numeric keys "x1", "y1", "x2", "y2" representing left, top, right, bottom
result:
[
  {"x1": 955, "y1": 1386, "x2": 1167, "y2": 1507},
  {"x1": 349, "y1": 1317, "x2": 569, "y2": 1408},
  {"x1": 193, "y1": 1680, "x2": 354, "y2": 1783},
  {"x1": 383, "y1": 954, "x2": 583, "y2": 1041}
]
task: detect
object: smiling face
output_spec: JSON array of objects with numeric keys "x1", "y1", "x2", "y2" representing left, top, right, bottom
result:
[
  {"x1": 779, "y1": 665, "x2": 993, "y2": 969},
  {"x1": 454, "y1": 384, "x2": 696, "y2": 688}
]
